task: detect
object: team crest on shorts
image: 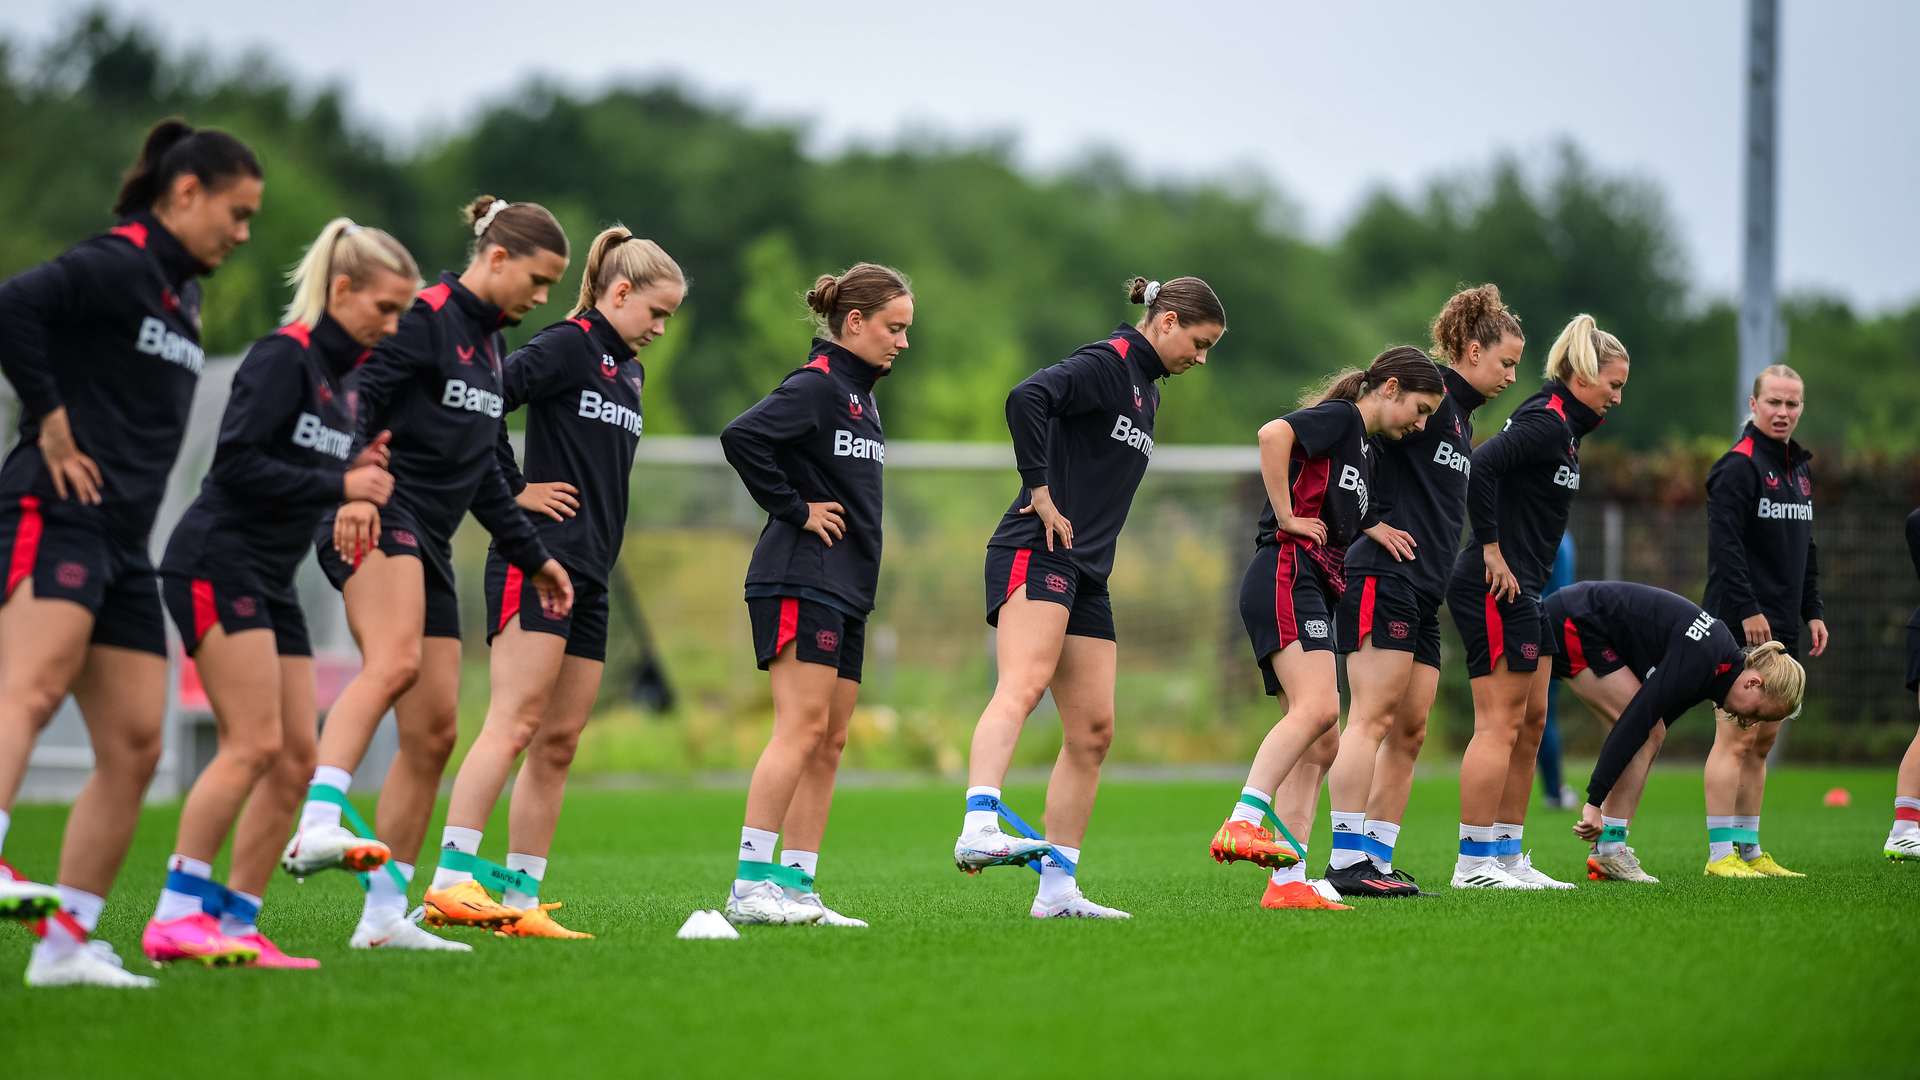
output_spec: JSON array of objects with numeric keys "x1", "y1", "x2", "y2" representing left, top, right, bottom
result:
[
  {"x1": 1044, "y1": 573, "x2": 1069, "y2": 594},
  {"x1": 232, "y1": 596, "x2": 258, "y2": 618},
  {"x1": 1304, "y1": 620, "x2": 1329, "y2": 639},
  {"x1": 1601, "y1": 648, "x2": 1619, "y2": 663},
  {"x1": 391, "y1": 530, "x2": 418, "y2": 549},
  {"x1": 1388, "y1": 620, "x2": 1411, "y2": 640},
  {"x1": 55, "y1": 561, "x2": 87, "y2": 588},
  {"x1": 1520, "y1": 642, "x2": 1539, "y2": 660},
  {"x1": 815, "y1": 629, "x2": 840, "y2": 652}
]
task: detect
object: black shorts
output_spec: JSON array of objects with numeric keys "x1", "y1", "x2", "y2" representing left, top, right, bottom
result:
[
  {"x1": 1240, "y1": 541, "x2": 1338, "y2": 696},
  {"x1": 0, "y1": 495, "x2": 165, "y2": 655},
  {"x1": 1447, "y1": 574, "x2": 1554, "y2": 678},
  {"x1": 160, "y1": 572, "x2": 311, "y2": 657},
  {"x1": 983, "y1": 545, "x2": 1115, "y2": 642},
  {"x1": 484, "y1": 551, "x2": 610, "y2": 662},
  {"x1": 313, "y1": 504, "x2": 460, "y2": 639},
  {"x1": 1543, "y1": 593, "x2": 1628, "y2": 682},
  {"x1": 1337, "y1": 573, "x2": 1443, "y2": 669},
  {"x1": 1906, "y1": 611, "x2": 1920, "y2": 693},
  {"x1": 749, "y1": 596, "x2": 865, "y2": 682}
]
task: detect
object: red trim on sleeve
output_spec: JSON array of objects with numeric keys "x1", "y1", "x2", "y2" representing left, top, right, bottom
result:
[
  {"x1": 568, "y1": 317, "x2": 593, "y2": 335},
  {"x1": 1108, "y1": 337, "x2": 1129, "y2": 359},
  {"x1": 1731, "y1": 436, "x2": 1755, "y2": 458},
  {"x1": 1545, "y1": 394, "x2": 1568, "y2": 420},
  {"x1": 804, "y1": 355, "x2": 832, "y2": 374}
]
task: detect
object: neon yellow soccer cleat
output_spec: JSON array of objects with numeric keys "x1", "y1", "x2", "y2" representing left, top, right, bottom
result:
[
  {"x1": 1704, "y1": 852, "x2": 1766, "y2": 878},
  {"x1": 1742, "y1": 852, "x2": 1805, "y2": 878}
]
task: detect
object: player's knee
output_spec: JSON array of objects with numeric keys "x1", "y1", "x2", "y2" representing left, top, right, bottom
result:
[
  {"x1": 224, "y1": 721, "x2": 284, "y2": 781},
  {"x1": 1294, "y1": 696, "x2": 1340, "y2": 737},
  {"x1": 364, "y1": 644, "x2": 422, "y2": 700},
  {"x1": 993, "y1": 677, "x2": 1051, "y2": 719},
  {"x1": 1388, "y1": 717, "x2": 1427, "y2": 758},
  {"x1": 1065, "y1": 713, "x2": 1114, "y2": 762},
  {"x1": 533, "y1": 727, "x2": 582, "y2": 772},
  {"x1": 812, "y1": 724, "x2": 849, "y2": 769},
  {"x1": 400, "y1": 712, "x2": 459, "y2": 768},
  {"x1": 272, "y1": 738, "x2": 316, "y2": 798},
  {"x1": 98, "y1": 722, "x2": 164, "y2": 785},
  {"x1": 5, "y1": 680, "x2": 67, "y2": 730},
  {"x1": 1302, "y1": 726, "x2": 1340, "y2": 769}
]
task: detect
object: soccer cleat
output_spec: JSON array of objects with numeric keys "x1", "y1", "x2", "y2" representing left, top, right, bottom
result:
[
  {"x1": 953, "y1": 826, "x2": 1053, "y2": 874},
  {"x1": 1450, "y1": 859, "x2": 1540, "y2": 890},
  {"x1": 1742, "y1": 852, "x2": 1805, "y2": 878},
  {"x1": 1500, "y1": 851, "x2": 1578, "y2": 890},
  {"x1": 422, "y1": 880, "x2": 522, "y2": 929},
  {"x1": 1886, "y1": 834, "x2": 1920, "y2": 861},
  {"x1": 141, "y1": 913, "x2": 260, "y2": 967},
  {"x1": 1704, "y1": 852, "x2": 1766, "y2": 878},
  {"x1": 0, "y1": 867, "x2": 60, "y2": 923},
  {"x1": 1262, "y1": 879, "x2": 1353, "y2": 910},
  {"x1": 230, "y1": 932, "x2": 320, "y2": 969},
  {"x1": 350, "y1": 910, "x2": 473, "y2": 951},
  {"x1": 495, "y1": 902, "x2": 594, "y2": 940},
  {"x1": 1307, "y1": 878, "x2": 1343, "y2": 904},
  {"x1": 1324, "y1": 861, "x2": 1419, "y2": 898},
  {"x1": 1586, "y1": 847, "x2": 1661, "y2": 883},
  {"x1": 26, "y1": 940, "x2": 157, "y2": 989},
  {"x1": 280, "y1": 824, "x2": 390, "y2": 879},
  {"x1": 1208, "y1": 819, "x2": 1300, "y2": 870},
  {"x1": 724, "y1": 879, "x2": 819, "y2": 926},
  {"x1": 1030, "y1": 888, "x2": 1130, "y2": 920},
  {"x1": 784, "y1": 890, "x2": 869, "y2": 928}
]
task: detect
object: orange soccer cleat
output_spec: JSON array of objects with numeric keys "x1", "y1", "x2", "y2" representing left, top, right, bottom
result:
[
  {"x1": 422, "y1": 880, "x2": 522, "y2": 930},
  {"x1": 1210, "y1": 819, "x2": 1301, "y2": 870},
  {"x1": 1260, "y1": 880, "x2": 1353, "y2": 911},
  {"x1": 495, "y1": 901, "x2": 593, "y2": 940}
]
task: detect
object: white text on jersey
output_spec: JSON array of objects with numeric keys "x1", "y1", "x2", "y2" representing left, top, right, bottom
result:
[
  {"x1": 833, "y1": 429, "x2": 885, "y2": 462},
  {"x1": 1757, "y1": 497, "x2": 1812, "y2": 521},
  {"x1": 1110, "y1": 415, "x2": 1154, "y2": 457},
  {"x1": 441, "y1": 379, "x2": 503, "y2": 418},
  {"x1": 1432, "y1": 441, "x2": 1471, "y2": 476},
  {"x1": 292, "y1": 412, "x2": 352, "y2": 460},
  {"x1": 579, "y1": 389, "x2": 642, "y2": 437},
  {"x1": 136, "y1": 317, "x2": 203, "y2": 375}
]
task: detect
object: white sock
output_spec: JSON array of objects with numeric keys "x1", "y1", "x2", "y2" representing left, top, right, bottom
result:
[
  {"x1": 0, "y1": 807, "x2": 9, "y2": 854},
  {"x1": 1893, "y1": 796, "x2": 1920, "y2": 837},
  {"x1": 1271, "y1": 845, "x2": 1308, "y2": 887},
  {"x1": 33, "y1": 885, "x2": 105, "y2": 963},
  {"x1": 1036, "y1": 844, "x2": 1080, "y2": 904},
  {"x1": 1597, "y1": 817, "x2": 1631, "y2": 856},
  {"x1": 963, "y1": 786, "x2": 1002, "y2": 834},
  {"x1": 503, "y1": 853, "x2": 546, "y2": 910},
  {"x1": 360, "y1": 861, "x2": 414, "y2": 925},
  {"x1": 429, "y1": 826, "x2": 483, "y2": 891},
  {"x1": 298, "y1": 766, "x2": 354, "y2": 833},
  {"x1": 1707, "y1": 814, "x2": 1736, "y2": 860},
  {"x1": 1364, "y1": 819, "x2": 1401, "y2": 873},
  {"x1": 154, "y1": 853, "x2": 214, "y2": 922},
  {"x1": 1327, "y1": 811, "x2": 1367, "y2": 870},
  {"x1": 780, "y1": 849, "x2": 819, "y2": 884},
  {"x1": 1493, "y1": 822, "x2": 1524, "y2": 867},
  {"x1": 1230, "y1": 786, "x2": 1270, "y2": 826},
  {"x1": 735, "y1": 826, "x2": 777, "y2": 887},
  {"x1": 1457, "y1": 823, "x2": 1496, "y2": 869},
  {"x1": 1734, "y1": 815, "x2": 1762, "y2": 859},
  {"x1": 220, "y1": 890, "x2": 263, "y2": 937}
]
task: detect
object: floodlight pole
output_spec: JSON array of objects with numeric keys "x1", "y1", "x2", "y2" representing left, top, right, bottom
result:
[{"x1": 1737, "y1": 0, "x2": 1781, "y2": 429}]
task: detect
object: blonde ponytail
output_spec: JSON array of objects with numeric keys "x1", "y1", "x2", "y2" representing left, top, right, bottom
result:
[
  {"x1": 570, "y1": 224, "x2": 685, "y2": 318},
  {"x1": 283, "y1": 217, "x2": 420, "y2": 328},
  {"x1": 1727, "y1": 640, "x2": 1807, "y2": 726},
  {"x1": 1544, "y1": 313, "x2": 1628, "y2": 384}
]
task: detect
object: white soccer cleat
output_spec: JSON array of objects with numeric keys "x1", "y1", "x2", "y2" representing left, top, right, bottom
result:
[
  {"x1": 1886, "y1": 834, "x2": 1920, "y2": 861},
  {"x1": 1587, "y1": 846, "x2": 1661, "y2": 883},
  {"x1": 954, "y1": 825, "x2": 1054, "y2": 874},
  {"x1": 280, "y1": 824, "x2": 390, "y2": 879},
  {"x1": 0, "y1": 878, "x2": 61, "y2": 923},
  {"x1": 1450, "y1": 858, "x2": 1541, "y2": 890},
  {"x1": 724, "y1": 880, "x2": 800, "y2": 926},
  {"x1": 1030, "y1": 888, "x2": 1131, "y2": 920},
  {"x1": 1500, "y1": 851, "x2": 1578, "y2": 890},
  {"x1": 350, "y1": 911, "x2": 472, "y2": 952},
  {"x1": 25, "y1": 940, "x2": 157, "y2": 989},
  {"x1": 784, "y1": 890, "x2": 869, "y2": 928}
]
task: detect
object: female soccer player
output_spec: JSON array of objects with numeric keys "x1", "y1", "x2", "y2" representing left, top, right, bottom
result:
[
  {"x1": 425, "y1": 226, "x2": 684, "y2": 938},
  {"x1": 1322, "y1": 285, "x2": 1522, "y2": 900},
  {"x1": 1697, "y1": 365, "x2": 1825, "y2": 878},
  {"x1": 140, "y1": 219, "x2": 416, "y2": 970},
  {"x1": 0, "y1": 119, "x2": 262, "y2": 988},
  {"x1": 1887, "y1": 507, "x2": 1920, "y2": 862},
  {"x1": 717, "y1": 263, "x2": 910, "y2": 927},
  {"x1": 952, "y1": 277, "x2": 1223, "y2": 921},
  {"x1": 283, "y1": 197, "x2": 573, "y2": 951},
  {"x1": 1556, "y1": 581, "x2": 1807, "y2": 851},
  {"x1": 1209, "y1": 346, "x2": 1443, "y2": 911},
  {"x1": 1446, "y1": 314, "x2": 1626, "y2": 890}
]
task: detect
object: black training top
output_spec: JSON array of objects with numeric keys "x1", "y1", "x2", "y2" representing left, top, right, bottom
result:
[
  {"x1": 721, "y1": 339, "x2": 886, "y2": 616},
  {"x1": 1702, "y1": 421, "x2": 1821, "y2": 636},
  {"x1": 0, "y1": 212, "x2": 209, "y2": 543},
  {"x1": 164, "y1": 316, "x2": 365, "y2": 583},
  {"x1": 1253, "y1": 397, "x2": 1375, "y2": 595},
  {"x1": 1453, "y1": 381, "x2": 1602, "y2": 599},
  {"x1": 1909, "y1": 507, "x2": 1920, "y2": 584},
  {"x1": 988, "y1": 324, "x2": 1165, "y2": 582},
  {"x1": 1345, "y1": 365, "x2": 1486, "y2": 600},
  {"x1": 492, "y1": 307, "x2": 644, "y2": 586},
  {"x1": 1565, "y1": 581, "x2": 1743, "y2": 806},
  {"x1": 345, "y1": 272, "x2": 548, "y2": 573}
]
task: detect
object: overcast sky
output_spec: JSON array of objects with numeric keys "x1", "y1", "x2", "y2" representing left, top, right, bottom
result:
[{"x1": 8, "y1": 1, "x2": 1915, "y2": 310}]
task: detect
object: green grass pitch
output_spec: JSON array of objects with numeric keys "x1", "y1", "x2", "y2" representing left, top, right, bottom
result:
[{"x1": 3, "y1": 766, "x2": 1914, "y2": 1078}]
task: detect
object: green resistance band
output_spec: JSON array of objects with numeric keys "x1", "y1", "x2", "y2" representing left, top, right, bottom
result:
[
  {"x1": 1600, "y1": 824, "x2": 1630, "y2": 845},
  {"x1": 306, "y1": 784, "x2": 411, "y2": 894},
  {"x1": 1237, "y1": 794, "x2": 1308, "y2": 861},
  {"x1": 736, "y1": 861, "x2": 815, "y2": 893},
  {"x1": 1708, "y1": 827, "x2": 1761, "y2": 845},
  {"x1": 436, "y1": 849, "x2": 541, "y2": 898}
]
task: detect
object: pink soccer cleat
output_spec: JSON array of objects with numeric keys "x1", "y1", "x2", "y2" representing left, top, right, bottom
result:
[
  {"x1": 230, "y1": 931, "x2": 319, "y2": 969},
  {"x1": 141, "y1": 913, "x2": 259, "y2": 967}
]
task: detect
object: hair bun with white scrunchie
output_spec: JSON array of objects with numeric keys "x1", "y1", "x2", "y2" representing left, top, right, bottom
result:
[
  {"x1": 473, "y1": 199, "x2": 509, "y2": 237},
  {"x1": 1144, "y1": 280, "x2": 1162, "y2": 305}
]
